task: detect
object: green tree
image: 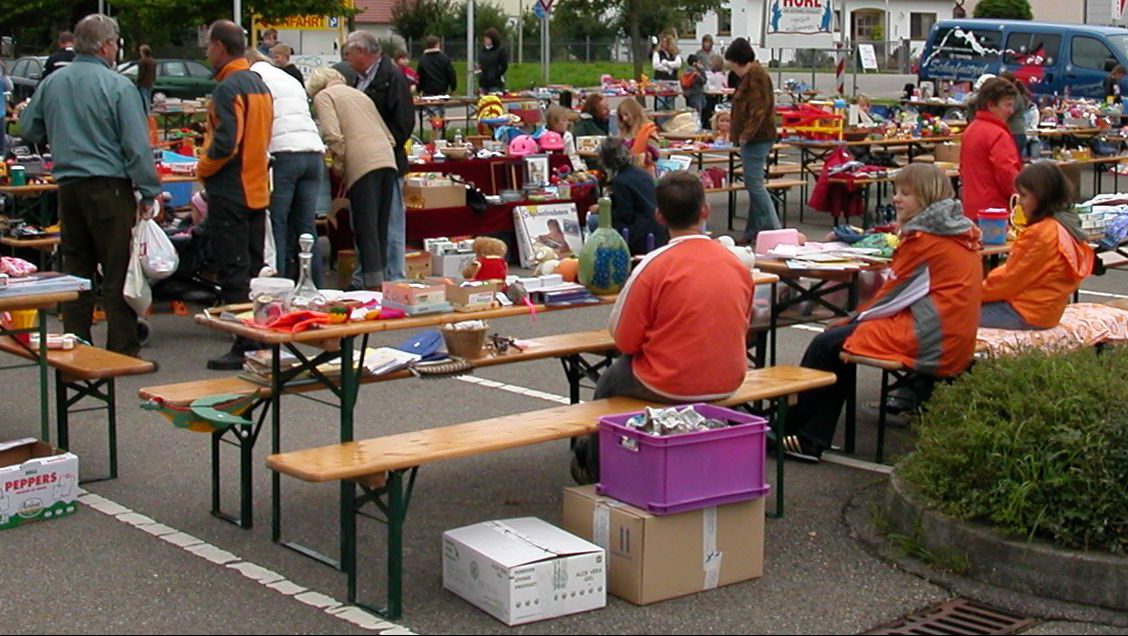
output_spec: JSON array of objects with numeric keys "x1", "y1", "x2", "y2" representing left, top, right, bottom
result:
[
  {"x1": 391, "y1": 0, "x2": 460, "y2": 41},
  {"x1": 553, "y1": 0, "x2": 723, "y2": 79},
  {"x1": 972, "y1": 0, "x2": 1033, "y2": 20},
  {"x1": 455, "y1": 1, "x2": 513, "y2": 44},
  {"x1": 552, "y1": 0, "x2": 619, "y2": 62}
]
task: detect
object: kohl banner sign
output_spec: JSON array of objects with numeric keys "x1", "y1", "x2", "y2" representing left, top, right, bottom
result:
[{"x1": 765, "y1": 0, "x2": 835, "y2": 48}]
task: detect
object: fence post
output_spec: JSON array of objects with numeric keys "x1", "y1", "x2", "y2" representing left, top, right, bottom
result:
[
  {"x1": 586, "y1": 36, "x2": 590, "y2": 63},
  {"x1": 852, "y1": 43, "x2": 859, "y2": 97},
  {"x1": 835, "y1": 42, "x2": 845, "y2": 96},
  {"x1": 810, "y1": 49, "x2": 816, "y2": 92}
]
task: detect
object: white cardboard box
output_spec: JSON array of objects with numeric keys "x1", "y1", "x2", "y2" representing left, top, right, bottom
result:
[
  {"x1": 442, "y1": 517, "x2": 606, "y2": 626},
  {"x1": 432, "y1": 251, "x2": 477, "y2": 278},
  {"x1": 0, "y1": 438, "x2": 79, "y2": 530}
]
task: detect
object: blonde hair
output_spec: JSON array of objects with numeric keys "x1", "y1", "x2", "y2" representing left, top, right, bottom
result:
[
  {"x1": 545, "y1": 104, "x2": 577, "y2": 132},
  {"x1": 269, "y1": 42, "x2": 292, "y2": 58},
  {"x1": 894, "y1": 164, "x2": 954, "y2": 209},
  {"x1": 710, "y1": 109, "x2": 731, "y2": 129},
  {"x1": 616, "y1": 98, "x2": 649, "y2": 138},
  {"x1": 245, "y1": 48, "x2": 270, "y2": 65},
  {"x1": 306, "y1": 67, "x2": 346, "y2": 98}
]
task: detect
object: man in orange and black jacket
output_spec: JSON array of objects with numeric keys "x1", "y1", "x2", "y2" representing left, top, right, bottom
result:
[{"x1": 199, "y1": 20, "x2": 275, "y2": 370}]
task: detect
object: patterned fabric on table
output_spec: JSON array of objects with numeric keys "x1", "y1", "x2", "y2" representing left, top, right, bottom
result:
[{"x1": 976, "y1": 303, "x2": 1128, "y2": 357}]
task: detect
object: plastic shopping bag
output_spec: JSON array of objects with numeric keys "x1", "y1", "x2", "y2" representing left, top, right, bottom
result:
[
  {"x1": 124, "y1": 224, "x2": 152, "y2": 315},
  {"x1": 137, "y1": 218, "x2": 179, "y2": 280}
]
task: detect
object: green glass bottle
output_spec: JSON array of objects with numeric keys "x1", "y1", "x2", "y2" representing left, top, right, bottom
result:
[{"x1": 578, "y1": 196, "x2": 631, "y2": 294}]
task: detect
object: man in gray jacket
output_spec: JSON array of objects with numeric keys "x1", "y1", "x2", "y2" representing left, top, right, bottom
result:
[{"x1": 21, "y1": 14, "x2": 160, "y2": 357}]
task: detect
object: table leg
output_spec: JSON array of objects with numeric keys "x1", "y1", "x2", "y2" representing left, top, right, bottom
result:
[{"x1": 37, "y1": 308, "x2": 49, "y2": 441}]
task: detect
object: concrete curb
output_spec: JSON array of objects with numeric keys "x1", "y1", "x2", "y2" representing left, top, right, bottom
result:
[{"x1": 885, "y1": 470, "x2": 1128, "y2": 612}]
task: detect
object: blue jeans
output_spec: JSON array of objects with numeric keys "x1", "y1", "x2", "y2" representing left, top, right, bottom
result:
[
  {"x1": 980, "y1": 301, "x2": 1044, "y2": 330},
  {"x1": 138, "y1": 87, "x2": 152, "y2": 115},
  {"x1": 270, "y1": 151, "x2": 325, "y2": 286},
  {"x1": 739, "y1": 140, "x2": 782, "y2": 241}
]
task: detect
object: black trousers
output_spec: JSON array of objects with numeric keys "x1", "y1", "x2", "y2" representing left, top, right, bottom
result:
[
  {"x1": 348, "y1": 168, "x2": 396, "y2": 289},
  {"x1": 58, "y1": 177, "x2": 139, "y2": 356},
  {"x1": 786, "y1": 323, "x2": 860, "y2": 451},
  {"x1": 206, "y1": 195, "x2": 266, "y2": 305}
]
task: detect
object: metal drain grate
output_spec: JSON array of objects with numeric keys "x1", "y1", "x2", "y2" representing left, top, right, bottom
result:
[{"x1": 864, "y1": 597, "x2": 1038, "y2": 635}]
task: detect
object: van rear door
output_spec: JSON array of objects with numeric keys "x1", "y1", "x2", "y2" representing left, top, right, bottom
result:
[
  {"x1": 1067, "y1": 34, "x2": 1121, "y2": 98},
  {"x1": 1001, "y1": 29, "x2": 1063, "y2": 96}
]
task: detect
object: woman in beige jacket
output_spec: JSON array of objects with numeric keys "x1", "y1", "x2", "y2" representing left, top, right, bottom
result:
[{"x1": 307, "y1": 68, "x2": 398, "y2": 289}]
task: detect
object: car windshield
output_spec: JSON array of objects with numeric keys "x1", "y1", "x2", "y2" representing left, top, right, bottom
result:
[
  {"x1": 120, "y1": 63, "x2": 137, "y2": 77},
  {"x1": 187, "y1": 61, "x2": 212, "y2": 78},
  {"x1": 1108, "y1": 34, "x2": 1128, "y2": 64}
]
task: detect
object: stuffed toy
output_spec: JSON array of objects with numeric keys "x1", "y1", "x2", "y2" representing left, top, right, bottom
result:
[
  {"x1": 531, "y1": 244, "x2": 559, "y2": 277},
  {"x1": 462, "y1": 236, "x2": 509, "y2": 282},
  {"x1": 717, "y1": 236, "x2": 755, "y2": 272}
]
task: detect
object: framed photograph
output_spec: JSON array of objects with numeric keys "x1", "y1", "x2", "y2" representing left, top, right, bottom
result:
[
  {"x1": 525, "y1": 154, "x2": 550, "y2": 187},
  {"x1": 575, "y1": 135, "x2": 606, "y2": 154}
]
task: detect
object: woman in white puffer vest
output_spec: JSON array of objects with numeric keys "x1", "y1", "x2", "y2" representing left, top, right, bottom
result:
[{"x1": 246, "y1": 49, "x2": 326, "y2": 285}]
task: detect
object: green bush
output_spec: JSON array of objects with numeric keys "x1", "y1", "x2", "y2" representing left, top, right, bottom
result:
[
  {"x1": 900, "y1": 346, "x2": 1128, "y2": 553},
  {"x1": 972, "y1": 0, "x2": 1033, "y2": 20}
]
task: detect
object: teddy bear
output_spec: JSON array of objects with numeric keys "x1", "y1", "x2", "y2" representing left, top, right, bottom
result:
[{"x1": 462, "y1": 236, "x2": 509, "y2": 282}]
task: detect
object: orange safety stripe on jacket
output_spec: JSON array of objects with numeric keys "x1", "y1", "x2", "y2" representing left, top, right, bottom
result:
[
  {"x1": 982, "y1": 217, "x2": 1094, "y2": 328},
  {"x1": 197, "y1": 58, "x2": 274, "y2": 209},
  {"x1": 843, "y1": 229, "x2": 983, "y2": 377}
]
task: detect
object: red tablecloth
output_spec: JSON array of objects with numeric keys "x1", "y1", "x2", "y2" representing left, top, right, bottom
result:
[{"x1": 411, "y1": 154, "x2": 574, "y2": 195}]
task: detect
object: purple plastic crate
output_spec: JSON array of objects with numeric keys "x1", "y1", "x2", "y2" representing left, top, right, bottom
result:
[{"x1": 596, "y1": 403, "x2": 770, "y2": 515}]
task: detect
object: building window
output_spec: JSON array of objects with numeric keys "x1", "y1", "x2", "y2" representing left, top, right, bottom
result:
[
  {"x1": 717, "y1": 7, "x2": 732, "y2": 36},
  {"x1": 910, "y1": 13, "x2": 936, "y2": 40},
  {"x1": 853, "y1": 11, "x2": 881, "y2": 42}
]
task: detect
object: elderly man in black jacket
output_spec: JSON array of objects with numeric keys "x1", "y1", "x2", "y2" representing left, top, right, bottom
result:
[{"x1": 343, "y1": 30, "x2": 414, "y2": 281}]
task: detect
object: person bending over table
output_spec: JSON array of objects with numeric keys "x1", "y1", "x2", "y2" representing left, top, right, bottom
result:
[
  {"x1": 595, "y1": 139, "x2": 669, "y2": 255},
  {"x1": 960, "y1": 77, "x2": 1021, "y2": 220},
  {"x1": 779, "y1": 164, "x2": 982, "y2": 463},
  {"x1": 981, "y1": 162, "x2": 1093, "y2": 330},
  {"x1": 570, "y1": 171, "x2": 754, "y2": 484},
  {"x1": 307, "y1": 67, "x2": 399, "y2": 290}
]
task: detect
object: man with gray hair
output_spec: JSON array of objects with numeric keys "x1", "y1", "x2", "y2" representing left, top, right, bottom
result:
[
  {"x1": 344, "y1": 30, "x2": 413, "y2": 282},
  {"x1": 21, "y1": 14, "x2": 161, "y2": 358}
]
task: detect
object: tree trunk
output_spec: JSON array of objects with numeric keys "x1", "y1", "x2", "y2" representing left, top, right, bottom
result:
[{"x1": 629, "y1": 0, "x2": 643, "y2": 81}]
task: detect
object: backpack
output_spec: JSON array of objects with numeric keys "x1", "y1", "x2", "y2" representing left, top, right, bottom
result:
[{"x1": 680, "y1": 70, "x2": 697, "y2": 90}]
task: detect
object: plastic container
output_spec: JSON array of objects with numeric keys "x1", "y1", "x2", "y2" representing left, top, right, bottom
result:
[
  {"x1": 597, "y1": 404, "x2": 770, "y2": 515},
  {"x1": 249, "y1": 277, "x2": 294, "y2": 325},
  {"x1": 978, "y1": 208, "x2": 1009, "y2": 245}
]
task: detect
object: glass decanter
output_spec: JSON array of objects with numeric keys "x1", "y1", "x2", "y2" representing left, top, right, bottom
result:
[{"x1": 291, "y1": 233, "x2": 325, "y2": 309}]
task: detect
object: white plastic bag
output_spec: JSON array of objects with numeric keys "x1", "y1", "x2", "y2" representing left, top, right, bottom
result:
[
  {"x1": 137, "y1": 218, "x2": 179, "y2": 280},
  {"x1": 261, "y1": 213, "x2": 277, "y2": 277},
  {"x1": 124, "y1": 224, "x2": 152, "y2": 315}
]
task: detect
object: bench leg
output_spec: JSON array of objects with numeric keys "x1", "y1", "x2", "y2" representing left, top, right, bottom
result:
[
  {"x1": 349, "y1": 467, "x2": 418, "y2": 621},
  {"x1": 769, "y1": 396, "x2": 788, "y2": 519},
  {"x1": 210, "y1": 406, "x2": 266, "y2": 529},
  {"x1": 55, "y1": 374, "x2": 118, "y2": 484},
  {"x1": 876, "y1": 370, "x2": 892, "y2": 464},
  {"x1": 843, "y1": 362, "x2": 857, "y2": 455}
]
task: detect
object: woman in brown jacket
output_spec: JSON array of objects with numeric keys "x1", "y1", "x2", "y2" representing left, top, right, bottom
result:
[
  {"x1": 725, "y1": 38, "x2": 780, "y2": 244},
  {"x1": 307, "y1": 67, "x2": 399, "y2": 289}
]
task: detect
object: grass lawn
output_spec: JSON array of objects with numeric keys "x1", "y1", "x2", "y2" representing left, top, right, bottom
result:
[{"x1": 452, "y1": 61, "x2": 637, "y2": 90}]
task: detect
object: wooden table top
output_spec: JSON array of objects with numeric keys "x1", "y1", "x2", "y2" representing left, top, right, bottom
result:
[{"x1": 0, "y1": 290, "x2": 78, "y2": 311}]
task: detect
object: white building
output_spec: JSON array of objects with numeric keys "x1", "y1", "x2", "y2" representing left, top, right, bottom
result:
[{"x1": 694, "y1": 0, "x2": 1123, "y2": 58}]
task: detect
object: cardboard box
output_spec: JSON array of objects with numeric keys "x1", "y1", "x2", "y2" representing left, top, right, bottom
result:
[
  {"x1": 934, "y1": 142, "x2": 961, "y2": 164},
  {"x1": 404, "y1": 251, "x2": 432, "y2": 279},
  {"x1": 0, "y1": 438, "x2": 79, "y2": 530},
  {"x1": 561, "y1": 486, "x2": 764, "y2": 605},
  {"x1": 432, "y1": 251, "x2": 477, "y2": 278},
  {"x1": 435, "y1": 278, "x2": 501, "y2": 311},
  {"x1": 403, "y1": 183, "x2": 467, "y2": 210},
  {"x1": 442, "y1": 517, "x2": 606, "y2": 626},
  {"x1": 381, "y1": 280, "x2": 446, "y2": 306}
]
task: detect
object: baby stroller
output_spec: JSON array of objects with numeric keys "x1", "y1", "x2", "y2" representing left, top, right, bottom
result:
[{"x1": 151, "y1": 191, "x2": 221, "y2": 304}]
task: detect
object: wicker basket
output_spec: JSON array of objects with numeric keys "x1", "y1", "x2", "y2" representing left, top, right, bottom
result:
[{"x1": 442, "y1": 324, "x2": 488, "y2": 359}]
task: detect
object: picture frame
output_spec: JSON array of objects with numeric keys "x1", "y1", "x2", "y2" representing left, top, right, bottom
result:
[{"x1": 525, "y1": 154, "x2": 550, "y2": 187}]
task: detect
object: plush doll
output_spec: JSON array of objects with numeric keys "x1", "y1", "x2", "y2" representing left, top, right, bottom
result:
[
  {"x1": 462, "y1": 236, "x2": 509, "y2": 282},
  {"x1": 530, "y1": 244, "x2": 559, "y2": 277}
]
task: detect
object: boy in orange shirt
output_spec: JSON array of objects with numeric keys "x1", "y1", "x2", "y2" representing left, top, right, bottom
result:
[{"x1": 572, "y1": 171, "x2": 754, "y2": 483}]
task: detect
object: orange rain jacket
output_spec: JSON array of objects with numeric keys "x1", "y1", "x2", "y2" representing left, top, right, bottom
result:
[{"x1": 198, "y1": 58, "x2": 274, "y2": 209}]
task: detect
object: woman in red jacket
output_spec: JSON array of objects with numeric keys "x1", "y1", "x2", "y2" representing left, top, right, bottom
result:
[
  {"x1": 981, "y1": 162, "x2": 1093, "y2": 329},
  {"x1": 960, "y1": 77, "x2": 1022, "y2": 220},
  {"x1": 780, "y1": 164, "x2": 982, "y2": 463}
]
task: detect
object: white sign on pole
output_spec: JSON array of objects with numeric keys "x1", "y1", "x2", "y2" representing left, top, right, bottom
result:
[
  {"x1": 858, "y1": 43, "x2": 878, "y2": 71},
  {"x1": 765, "y1": 0, "x2": 835, "y2": 48}
]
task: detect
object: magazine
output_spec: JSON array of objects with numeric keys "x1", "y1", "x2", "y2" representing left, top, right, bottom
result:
[{"x1": 512, "y1": 203, "x2": 584, "y2": 268}]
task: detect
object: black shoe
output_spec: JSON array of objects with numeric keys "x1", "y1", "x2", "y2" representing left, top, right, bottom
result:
[
  {"x1": 781, "y1": 434, "x2": 821, "y2": 463},
  {"x1": 207, "y1": 349, "x2": 246, "y2": 371}
]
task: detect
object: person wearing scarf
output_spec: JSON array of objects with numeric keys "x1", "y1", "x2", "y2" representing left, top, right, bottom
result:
[{"x1": 779, "y1": 164, "x2": 983, "y2": 463}]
